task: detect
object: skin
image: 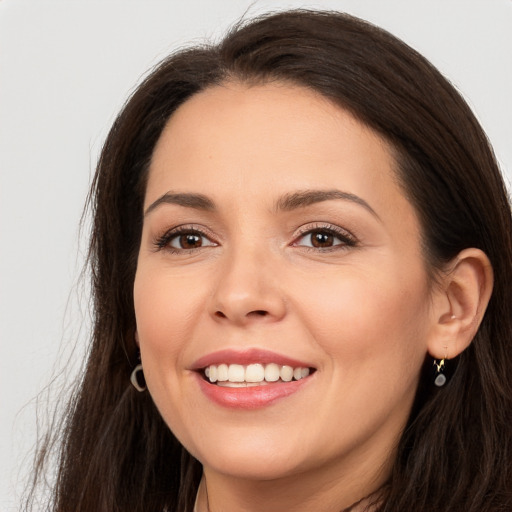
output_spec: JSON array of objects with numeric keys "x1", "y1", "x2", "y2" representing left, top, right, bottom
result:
[{"x1": 133, "y1": 82, "x2": 490, "y2": 512}]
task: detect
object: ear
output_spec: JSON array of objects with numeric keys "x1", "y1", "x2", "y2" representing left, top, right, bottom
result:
[
  {"x1": 427, "y1": 248, "x2": 493, "y2": 360},
  {"x1": 134, "y1": 330, "x2": 140, "y2": 347}
]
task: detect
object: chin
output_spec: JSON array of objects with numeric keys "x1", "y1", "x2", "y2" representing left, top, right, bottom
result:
[
  {"x1": 182, "y1": 427, "x2": 312, "y2": 481},
  {"x1": 202, "y1": 450, "x2": 307, "y2": 481}
]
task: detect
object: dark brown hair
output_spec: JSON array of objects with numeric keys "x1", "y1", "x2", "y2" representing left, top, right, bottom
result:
[{"x1": 27, "y1": 10, "x2": 512, "y2": 512}]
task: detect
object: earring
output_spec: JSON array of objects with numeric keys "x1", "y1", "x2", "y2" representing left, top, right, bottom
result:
[
  {"x1": 433, "y1": 358, "x2": 447, "y2": 387},
  {"x1": 130, "y1": 363, "x2": 146, "y2": 392}
]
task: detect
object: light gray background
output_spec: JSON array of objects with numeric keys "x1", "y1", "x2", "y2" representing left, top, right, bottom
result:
[{"x1": 1, "y1": 0, "x2": 511, "y2": 509}]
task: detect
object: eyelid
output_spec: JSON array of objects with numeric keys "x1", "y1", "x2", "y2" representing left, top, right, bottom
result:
[
  {"x1": 153, "y1": 224, "x2": 218, "y2": 252},
  {"x1": 292, "y1": 222, "x2": 358, "y2": 247}
]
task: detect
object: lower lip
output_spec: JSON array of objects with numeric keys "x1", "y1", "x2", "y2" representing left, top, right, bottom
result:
[{"x1": 195, "y1": 373, "x2": 312, "y2": 409}]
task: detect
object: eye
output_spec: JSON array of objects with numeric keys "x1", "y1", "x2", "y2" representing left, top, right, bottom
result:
[
  {"x1": 299, "y1": 231, "x2": 341, "y2": 248},
  {"x1": 293, "y1": 225, "x2": 356, "y2": 250},
  {"x1": 154, "y1": 227, "x2": 217, "y2": 252},
  {"x1": 169, "y1": 232, "x2": 215, "y2": 250}
]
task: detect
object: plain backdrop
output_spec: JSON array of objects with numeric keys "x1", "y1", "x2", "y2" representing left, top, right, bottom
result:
[{"x1": 1, "y1": 0, "x2": 511, "y2": 509}]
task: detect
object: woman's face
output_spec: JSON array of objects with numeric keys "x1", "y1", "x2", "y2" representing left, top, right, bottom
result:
[{"x1": 134, "y1": 83, "x2": 438, "y2": 484}]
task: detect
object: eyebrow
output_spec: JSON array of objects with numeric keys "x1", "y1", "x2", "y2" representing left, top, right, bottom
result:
[
  {"x1": 144, "y1": 188, "x2": 379, "y2": 219},
  {"x1": 275, "y1": 189, "x2": 380, "y2": 219},
  {"x1": 144, "y1": 192, "x2": 215, "y2": 216}
]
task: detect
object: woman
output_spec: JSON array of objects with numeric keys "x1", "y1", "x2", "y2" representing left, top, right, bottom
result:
[{"x1": 28, "y1": 9, "x2": 511, "y2": 512}]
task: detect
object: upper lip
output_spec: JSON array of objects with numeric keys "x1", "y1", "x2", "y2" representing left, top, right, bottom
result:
[{"x1": 190, "y1": 348, "x2": 314, "y2": 371}]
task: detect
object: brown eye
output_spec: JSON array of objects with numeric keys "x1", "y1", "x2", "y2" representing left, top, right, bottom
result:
[
  {"x1": 177, "y1": 233, "x2": 203, "y2": 249},
  {"x1": 166, "y1": 231, "x2": 216, "y2": 251},
  {"x1": 310, "y1": 232, "x2": 335, "y2": 248},
  {"x1": 298, "y1": 230, "x2": 342, "y2": 249},
  {"x1": 294, "y1": 226, "x2": 356, "y2": 251}
]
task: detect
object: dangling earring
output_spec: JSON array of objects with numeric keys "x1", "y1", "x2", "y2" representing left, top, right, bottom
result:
[
  {"x1": 433, "y1": 351, "x2": 447, "y2": 387},
  {"x1": 130, "y1": 363, "x2": 146, "y2": 392}
]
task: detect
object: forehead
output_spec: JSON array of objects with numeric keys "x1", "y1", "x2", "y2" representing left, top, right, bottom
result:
[{"x1": 146, "y1": 82, "x2": 411, "y2": 225}]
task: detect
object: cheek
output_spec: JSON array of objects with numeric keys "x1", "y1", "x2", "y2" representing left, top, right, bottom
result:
[
  {"x1": 133, "y1": 266, "x2": 204, "y2": 372},
  {"x1": 133, "y1": 266, "x2": 208, "y2": 442},
  {"x1": 290, "y1": 264, "x2": 432, "y2": 450},
  {"x1": 295, "y1": 264, "x2": 431, "y2": 366}
]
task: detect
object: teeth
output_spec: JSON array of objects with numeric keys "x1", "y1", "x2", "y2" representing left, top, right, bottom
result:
[
  {"x1": 217, "y1": 381, "x2": 263, "y2": 388},
  {"x1": 217, "y1": 363, "x2": 229, "y2": 382},
  {"x1": 228, "y1": 364, "x2": 245, "y2": 382},
  {"x1": 205, "y1": 363, "x2": 312, "y2": 384},
  {"x1": 246, "y1": 363, "x2": 265, "y2": 382},
  {"x1": 264, "y1": 363, "x2": 280, "y2": 382},
  {"x1": 280, "y1": 365, "x2": 294, "y2": 382}
]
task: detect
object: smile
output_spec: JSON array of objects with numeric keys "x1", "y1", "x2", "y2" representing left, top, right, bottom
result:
[
  {"x1": 204, "y1": 363, "x2": 310, "y2": 386},
  {"x1": 192, "y1": 349, "x2": 316, "y2": 409}
]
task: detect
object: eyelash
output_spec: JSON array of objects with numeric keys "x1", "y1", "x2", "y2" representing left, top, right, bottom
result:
[
  {"x1": 153, "y1": 225, "x2": 216, "y2": 254},
  {"x1": 153, "y1": 223, "x2": 358, "y2": 254},
  {"x1": 292, "y1": 223, "x2": 357, "y2": 251}
]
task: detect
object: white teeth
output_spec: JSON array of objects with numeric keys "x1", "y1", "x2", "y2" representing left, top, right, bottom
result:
[
  {"x1": 280, "y1": 365, "x2": 293, "y2": 382},
  {"x1": 264, "y1": 363, "x2": 280, "y2": 382},
  {"x1": 217, "y1": 381, "x2": 263, "y2": 388},
  {"x1": 228, "y1": 364, "x2": 245, "y2": 382},
  {"x1": 206, "y1": 362, "x2": 311, "y2": 384},
  {"x1": 217, "y1": 363, "x2": 229, "y2": 382},
  {"x1": 246, "y1": 363, "x2": 265, "y2": 383}
]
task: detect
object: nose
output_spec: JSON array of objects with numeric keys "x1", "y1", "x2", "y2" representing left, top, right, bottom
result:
[{"x1": 209, "y1": 246, "x2": 287, "y2": 326}]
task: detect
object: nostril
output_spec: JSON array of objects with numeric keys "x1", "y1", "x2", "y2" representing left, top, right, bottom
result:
[
  {"x1": 215, "y1": 310, "x2": 267, "y2": 319},
  {"x1": 213, "y1": 309, "x2": 273, "y2": 322}
]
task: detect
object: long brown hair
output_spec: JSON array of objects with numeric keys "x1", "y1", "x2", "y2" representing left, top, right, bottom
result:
[{"x1": 27, "y1": 10, "x2": 512, "y2": 512}]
